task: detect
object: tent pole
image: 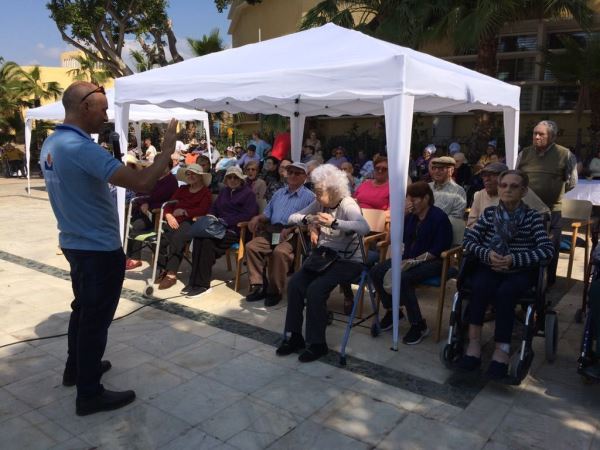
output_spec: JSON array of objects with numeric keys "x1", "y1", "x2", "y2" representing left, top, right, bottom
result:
[
  {"x1": 25, "y1": 119, "x2": 32, "y2": 195},
  {"x1": 290, "y1": 113, "x2": 305, "y2": 162},
  {"x1": 384, "y1": 94, "x2": 414, "y2": 351},
  {"x1": 114, "y1": 103, "x2": 130, "y2": 243},
  {"x1": 503, "y1": 108, "x2": 520, "y2": 169}
]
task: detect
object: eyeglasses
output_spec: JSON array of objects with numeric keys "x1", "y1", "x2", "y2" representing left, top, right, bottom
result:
[
  {"x1": 375, "y1": 166, "x2": 388, "y2": 173},
  {"x1": 245, "y1": 167, "x2": 258, "y2": 172},
  {"x1": 430, "y1": 165, "x2": 450, "y2": 171},
  {"x1": 80, "y1": 86, "x2": 106, "y2": 103},
  {"x1": 498, "y1": 182, "x2": 522, "y2": 190}
]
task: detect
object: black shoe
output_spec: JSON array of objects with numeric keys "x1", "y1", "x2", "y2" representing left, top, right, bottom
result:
[
  {"x1": 63, "y1": 360, "x2": 112, "y2": 387},
  {"x1": 276, "y1": 334, "x2": 305, "y2": 356},
  {"x1": 76, "y1": 389, "x2": 136, "y2": 416},
  {"x1": 486, "y1": 360, "x2": 509, "y2": 380},
  {"x1": 402, "y1": 320, "x2": 430, "y2": 345},
  {"x1": 298, "y1": 344, "x2": 328, "y2": 363},
  {"x1": 185, "y1": 286, "x2": 212, "y2": 298},
  {"x1": 379, "y1": 309, "x2": 404, "y2": 332},
  {"x1": 245, "y1": 284, "x2": 265, "y2": 302},
  {"x1": 264, "y1": 293, "x2": 282, "y2": 307},
  {"x1": 180, "y1": 285, "x2": 193, "y2": 295},
  {"x1": 457, "y1": 355, "x2": 482, "y2": 372}
]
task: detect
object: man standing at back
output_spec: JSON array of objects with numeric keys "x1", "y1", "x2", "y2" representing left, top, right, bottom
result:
[
  {"x1": 41, "y1": 81, "x2": 178, "y2": 416},
  {"x1": 517, "y1": 120, "x2": 576, "y2": 284}
]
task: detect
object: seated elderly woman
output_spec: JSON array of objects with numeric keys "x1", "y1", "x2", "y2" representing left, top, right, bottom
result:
[
  {"x1": 353, "y1": 154, "x2": 389, "y2": 210},
  {"x1": 183, "y1": 165, "x2": 258, "y2": 297},
  {"x1": 370, "y1": 181, "x2": 453, "y2": 345},
  {"x1": 244, "y1": 160, "x2": 267, "y2": 203},
  {"x1": 459, "y1": 170, "x2": 554, "y2": 379},
  {"x1": 155, "y1": 164, "x2": 212, "y2": 290},
  {"x1": 276, "y1": 164, "x2": 370, "y2": 362}
]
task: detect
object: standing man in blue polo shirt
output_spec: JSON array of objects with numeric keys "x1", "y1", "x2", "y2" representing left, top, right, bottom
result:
[
  {"x1": 245, "y1": 162, "x2": 315, "y2": 306},
  {"x1": 40, "y1": 81, "x2": 177, "y2": 416}
]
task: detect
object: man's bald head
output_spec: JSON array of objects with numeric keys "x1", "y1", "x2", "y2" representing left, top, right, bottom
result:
[{"x1": 62, "y1": 81, "x2": 100, "y2": 112}]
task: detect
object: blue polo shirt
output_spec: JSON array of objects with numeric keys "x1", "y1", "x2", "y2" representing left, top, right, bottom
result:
[
  {"x1": 40, "y1": 124, "x2": 123, "y2": 251},
  {"x1": 264, "y1": 185, "x2": 315, "y2": 225}
]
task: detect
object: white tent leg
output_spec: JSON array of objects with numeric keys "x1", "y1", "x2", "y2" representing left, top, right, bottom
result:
[
  {"x1": 114, "y1": 103, "x2": 130, "y2": 243},
  {"x1": 25, "y1": 119, "x2": 32, "y2": 195},
  {"x1": 503, "y1": 108, "x2": 520, "y2": 169},
  {"x1": 133, "y1": 122, "x2": 142, "y2": 155},
  {"x1": 203, "y1": 118, "x2": 212, "y2": 165},
  {"x1": 384, "y1": 94, "x2": 414, "y2": 351},
  {"x1": 290, "y1": 114, "x2": 306, "y2": 162}
]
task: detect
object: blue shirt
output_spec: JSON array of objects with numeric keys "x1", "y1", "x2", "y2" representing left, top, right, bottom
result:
[
  {"x1": 248, "y1": 139, "x2": 271, "y2": 161},
  {"x1": 264, "y1": 185, "x2": 315, "y2": 225},
  {"x1": 40, "y1": 124, "x2": 123, "y2": 251}
]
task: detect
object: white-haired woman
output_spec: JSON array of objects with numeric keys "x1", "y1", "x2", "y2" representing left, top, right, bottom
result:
[{"x1": 277, "y1": 164, "x2": 370, "y2": 362}]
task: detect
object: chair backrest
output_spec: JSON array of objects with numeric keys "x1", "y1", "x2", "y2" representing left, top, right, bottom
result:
[
  {"x1": 361, "y1": 208, "x2": 387, "y2": 233},
  {"x1": 562, "y1": 199, "x2": 592, "y2": 221},
  {"x1": 449, "y1": 217, "x2": 466, "y2": 247},
  {"x1": 258, "y1": 198, "x2": 267, "y2": 214}
]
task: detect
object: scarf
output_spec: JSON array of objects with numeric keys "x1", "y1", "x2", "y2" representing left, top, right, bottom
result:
[{"x1": 489, "y1": 201, "x2": 528, "y2": 256}]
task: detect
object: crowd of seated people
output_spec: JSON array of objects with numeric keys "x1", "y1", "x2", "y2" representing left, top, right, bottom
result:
[{"x1": 120, "y1": 130, "x2": 563, "y2": 371}]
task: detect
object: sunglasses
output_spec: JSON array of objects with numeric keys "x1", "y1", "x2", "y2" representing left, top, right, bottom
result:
[
  {"x1": 375, "y1": 166, "x2": 388, "y2": 173},
  {"x1": 286, "y1": 170, "x2": 305, "y2": 176},
  {"x1": 80, "y1": 85, "x2": 106, "y2": 103}
]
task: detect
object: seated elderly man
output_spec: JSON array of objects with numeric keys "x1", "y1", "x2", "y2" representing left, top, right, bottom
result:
[
  {"x1": 467, "y1": 162, "x2": 550, "y2": 228},
  {"x1": 245, "y1": 162, "x2": 315, "y2": 306},
  {"x1": 428, "y1": 156, "x2": 467, "y2": 220},
  {"x1": 459, "y1": 170, "x2": 554, "y2": 379}
]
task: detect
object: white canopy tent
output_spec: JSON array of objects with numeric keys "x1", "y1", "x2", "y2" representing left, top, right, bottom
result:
[
  {"x1": 114, "y1": 23, "x2": 521, "y2": 349},
  {"x1": 24, "y1": 88, "x2": 211, "y2": 195}
]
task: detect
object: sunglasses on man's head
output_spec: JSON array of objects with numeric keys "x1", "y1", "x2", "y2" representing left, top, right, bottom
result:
[{"x1": 80, "y1": 85, "x2": 106, "y2": 103}]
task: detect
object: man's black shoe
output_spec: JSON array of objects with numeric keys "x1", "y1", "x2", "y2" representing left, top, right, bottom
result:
[
  {"x1": 245, "y1": 284, "x2": 265, "y2": 302},
  {"x1": 76, "y1": 389, "x2": 136, "y2": 416},
  {"x1": 276, "y1": 334, "x2": 305, "y2": 356},
  {"x1": 63, "y1": 360, "x2": 112, "y2": 387},
  {"x1": 264, "y1": 293, "x2": 282, "y2": 307}
]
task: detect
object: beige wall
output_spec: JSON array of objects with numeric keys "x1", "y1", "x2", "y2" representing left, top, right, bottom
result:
[{"x1": 229, "y1": 0, "x2": 320, "y2": 47}]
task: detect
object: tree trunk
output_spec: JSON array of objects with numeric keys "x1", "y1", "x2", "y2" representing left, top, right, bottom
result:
[{"x1": 472, "y1": 35, "x2": 499, "y2": 159}]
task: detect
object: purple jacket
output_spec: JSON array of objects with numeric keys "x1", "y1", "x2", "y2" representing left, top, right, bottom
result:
[
  {"x1": 210, "y1": 183, "x2": 258, "y2": 232},
  {"x1": 146, "y1": 173, "x2": 178, "y2": 210}
]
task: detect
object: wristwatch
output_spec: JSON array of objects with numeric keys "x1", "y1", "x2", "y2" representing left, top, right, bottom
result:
[{"x1": 331, "y1": 219, "x2": 339, "y2": 230}]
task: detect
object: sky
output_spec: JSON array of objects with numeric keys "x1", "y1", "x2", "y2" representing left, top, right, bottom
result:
[{"x1": 0, "y1": 0, "x2": 232, "y2": 67}]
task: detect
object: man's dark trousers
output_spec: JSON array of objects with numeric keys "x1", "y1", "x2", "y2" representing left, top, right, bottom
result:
[{"x1": 62, "y1": 248, "x2": 125, "y2": 399}]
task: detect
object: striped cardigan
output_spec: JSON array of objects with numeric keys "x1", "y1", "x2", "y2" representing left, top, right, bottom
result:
[{"x1": 463, "y1": 205, "x2": 554, "y2": 269}]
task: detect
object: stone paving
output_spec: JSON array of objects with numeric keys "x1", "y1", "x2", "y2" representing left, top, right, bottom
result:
[{"x1": 1, "y1": 176, "x2": 600, "y2": 449}]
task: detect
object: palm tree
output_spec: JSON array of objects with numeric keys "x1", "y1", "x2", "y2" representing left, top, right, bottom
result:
[
  {"x1": 187, "y1": 28, "x2": 224, "y2": 57},
  {"x1": 544, "y1": 34, "x2": 600, "y2": 152},
  {"x1": 129, "y1": 50, "x2": 153, "y2": 73},
  {"x1": 66, "y1": 54, "x2": 111, "y2": 85},
  {"x1": 0, "y1": 60, "x2": 27, "y2": 136},
  {"x1": 18, "y1": 65, "x2": 63, "y2": 108}
]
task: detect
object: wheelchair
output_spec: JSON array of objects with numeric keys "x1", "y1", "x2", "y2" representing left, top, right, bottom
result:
[
  {"x1": 577, "y1": 247, "x2": 600, "y2": 383},
  {"x1": 440, "y1": 254, "x2": 558, "y2": 385}
]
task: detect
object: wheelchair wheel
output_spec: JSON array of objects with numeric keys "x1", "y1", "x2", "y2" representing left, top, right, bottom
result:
[
  {"x1": 574, "y1": 308, "x2": 584, "y2": 324},
  {"x1": 544, "y1": 312, "x2": 558, "y2": 363},
  {"x1": 143, "y1": 283, "x2": 154, "y2": 298},
  {"x1": 439, "y1": 342, "x2": 461, "y2": 370},
  {"x1": 370, "y1": 322, "x2": 380, "y2": 337},
  {"x1": 509, "y1": 349, "x2": 534, "y2": 384}
]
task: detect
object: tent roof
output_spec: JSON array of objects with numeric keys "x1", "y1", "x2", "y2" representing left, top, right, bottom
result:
[
  {"x1": 25, "y1": 88, "x2": 208, "y2": 123},
  {"x1": 114, "y1": 23, "x2": 520, "y2": 117}
]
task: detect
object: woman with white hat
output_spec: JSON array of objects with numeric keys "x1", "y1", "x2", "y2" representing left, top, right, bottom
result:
[
  {"x1": 155, "y1": 164, "x2": 213, "y2": 290},
  {"x1": 183, "y1": 165, "x2": 259, "y2": 297}
]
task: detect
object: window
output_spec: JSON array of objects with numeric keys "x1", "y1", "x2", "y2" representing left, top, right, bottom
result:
[
  {"x1": 539, "y1": 86, "x2": 579, "y2": 110},
  {"x1": 498, "y1": 35, "x2": 537, "y2": 52},
  {"x1": 547, "y1": 31, "x2": 600, "y2": 49},
  {"x1": 497, "y1": 58, "x2": 536, "y2": 81},
  {"x1": 520, "y1": 86, "x2": 534, "y2": 111}
]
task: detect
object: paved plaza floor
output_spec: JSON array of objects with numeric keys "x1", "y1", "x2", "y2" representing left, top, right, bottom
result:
[{"x1": 1, "y1": 176, "x2": 600, "y2": 449}]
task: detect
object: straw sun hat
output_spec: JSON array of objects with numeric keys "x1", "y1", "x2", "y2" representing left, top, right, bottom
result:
[{"x1": 176, "y1": 163, "x2": 212, "y2": 185}]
